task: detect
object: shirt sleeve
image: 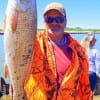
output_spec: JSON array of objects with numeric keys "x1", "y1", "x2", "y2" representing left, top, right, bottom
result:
[{"x1": 76, "y1": 45, "x2": 93, "y2": 100}]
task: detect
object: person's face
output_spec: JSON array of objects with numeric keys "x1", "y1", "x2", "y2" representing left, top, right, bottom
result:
[
  {"x1": 44, "y1": 10, "x2": 67, "y2": 37},
  {"x1": 90, "y1": 39, "x2": 96, "y2": 47}
]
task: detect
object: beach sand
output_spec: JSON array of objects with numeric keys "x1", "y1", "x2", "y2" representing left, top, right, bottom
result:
[
  {"x1": 93, "y1": 95, "x2": 100, "y2": 100},
  {"x1": 0, "y1": 95, "x2": 11, "y2": 100}
]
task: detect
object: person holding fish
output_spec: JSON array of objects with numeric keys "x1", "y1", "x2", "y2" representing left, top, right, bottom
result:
[
  {"x1": 24, "y1": 2, "x2": 93, "y2": 100},
  {"x1": 81, "y1": 32, "x2": 100, "y2": 93}
]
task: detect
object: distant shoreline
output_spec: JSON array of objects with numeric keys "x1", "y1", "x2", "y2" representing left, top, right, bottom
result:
[
  {"x1": 0, "y1": 31, "x2": 100, "y2": 35},
  {"x1": 38, "y1": 29, "x2": 100, "y2": 33}
]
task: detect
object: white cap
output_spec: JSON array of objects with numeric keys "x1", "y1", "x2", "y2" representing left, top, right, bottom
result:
[{"x1": 43, "y1": 2, "x2": 66, "y2": 16}]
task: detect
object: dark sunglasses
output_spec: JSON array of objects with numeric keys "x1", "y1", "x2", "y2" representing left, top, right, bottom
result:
[{"x1": 44, "y1": 16, "x2": 66, "y2": 23}]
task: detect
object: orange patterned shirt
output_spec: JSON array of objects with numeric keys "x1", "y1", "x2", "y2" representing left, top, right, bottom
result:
[{"x1": 24, "y1": 32, "x2": 93, "y2": 100}]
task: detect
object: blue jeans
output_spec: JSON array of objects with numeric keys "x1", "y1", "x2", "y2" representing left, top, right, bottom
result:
[{"x1": 89, "y1": 71, "x2": 97, "y2": 91}]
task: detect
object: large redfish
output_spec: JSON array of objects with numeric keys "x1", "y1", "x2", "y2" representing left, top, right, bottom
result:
[{"x1": 4, "y1": 0, "x2": 37, "y2": 99}]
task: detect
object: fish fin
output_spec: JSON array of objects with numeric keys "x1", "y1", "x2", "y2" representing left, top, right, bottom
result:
[
  {"x1": 10, "y1": 10, "x2": 18, "y2": 33},
  {"x1": 4, "y1": 64, "x2": 10, "y2": 78},
  {"x1": 2, "y1": 15, "x2": 6, "y2": 32}
]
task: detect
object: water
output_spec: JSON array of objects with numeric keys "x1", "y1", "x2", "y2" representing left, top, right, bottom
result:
[
  {"x1": 70, "y1": 33, "x2": 100, "y2": 50},
  {"x1": 0, "y1": 35, "x2": 5, "y2": 78},
  {"x1": 0, "y1": 33, "x2": 100, "y2": 77}
]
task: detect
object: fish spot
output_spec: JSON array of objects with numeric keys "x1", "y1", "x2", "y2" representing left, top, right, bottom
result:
[
  {"x1": 22, "y1": 96, "x2": 25, "y2": 99},
  {"x1": 14, "y1": 71, "x2": 16, "y2": 74}
]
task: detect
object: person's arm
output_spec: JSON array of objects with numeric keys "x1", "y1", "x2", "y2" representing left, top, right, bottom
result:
[{"x1": 95, "y1": 52, "x2": 100, "y2": 78}]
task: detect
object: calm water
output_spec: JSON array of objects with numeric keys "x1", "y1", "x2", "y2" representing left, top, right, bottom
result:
[
  {"x1": 0, "y1": 35, "x2": 5, "y2": 78},
  {"x1": 0, "y1": 33, "x2": 100, "y2": 77}
]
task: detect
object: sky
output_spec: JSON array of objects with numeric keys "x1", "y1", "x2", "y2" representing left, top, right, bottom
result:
[{"x1": 0, "y1": 0, "x2": 100, "y2": 29}]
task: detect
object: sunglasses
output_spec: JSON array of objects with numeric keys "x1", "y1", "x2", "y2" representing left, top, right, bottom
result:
[{"x1": 44, "y1": 16, "x2": 66, "y2": 23}]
